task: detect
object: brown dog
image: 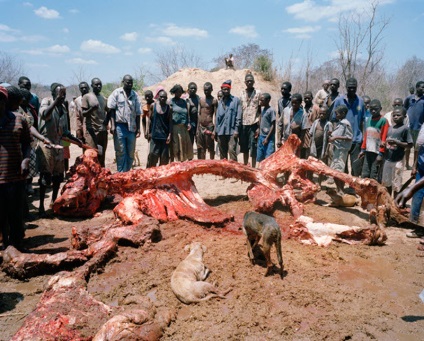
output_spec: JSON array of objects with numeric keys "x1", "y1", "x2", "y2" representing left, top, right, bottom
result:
[
  {"x1": 171, "y1": 242, "x2": 230, "y2": 304},
  {"x1": 326, "y1": 188, "x2": 359, "y2": 207},
  {"x1": 242, "y1": 212, "x2": 284, "y2": 277}
]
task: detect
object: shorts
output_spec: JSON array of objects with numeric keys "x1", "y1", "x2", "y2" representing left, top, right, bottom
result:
[
  {"x1": 381, "y1": 159, "x2": 404, "y2": 191},
  {"x1": 330, "y1": 147, "x2": 349, "y2": 172},
  {"x1": 36, "y1": 143, "x2": 65, "y2": 176},
  {"x1": 196, "y1": 125, "x2": 215, "y2": 152},
  {"x1": 256, "y1": 135, "x2": 275, "y2": 162},
  {"x1": 239, "y1": 123, "x2": 258, "y2": 155}
]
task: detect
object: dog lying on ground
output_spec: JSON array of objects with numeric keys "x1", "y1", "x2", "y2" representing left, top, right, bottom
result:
[
  {"x1": 242, "y1": 211, "x2": 284, "y2": 278},
  {"x1": 325, "y1": 188, "x2": 359, "y2": 207},
  {"x1": 171, "y1": 242, "x2": 231, "y2": 304}
]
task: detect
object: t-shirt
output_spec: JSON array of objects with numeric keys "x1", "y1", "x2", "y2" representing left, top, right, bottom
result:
[
  {"x1": 406, "y1": 96, "x2": 424, "y2": 131},
  {"x1": 150, "y1": 103, "x2": 171, "y2": 140},
  {"x1": 384, "y1": 124, "x2": 413, "y2": 162},
  {"x1": 171, "y1": 98, "x2": 189, "y2": 125},
  {"x1": 361, "y1": 116, "x2": 389, "y2": 154},
  {"x1": 259, "y1": 106, "x2": 276, "y2": 137},
  {"x1": 332, "y1": 118, "x2": 353, "y2": 150},
  {"x1": 81, "y1": 92, "x2": 107, "y2": 132}
]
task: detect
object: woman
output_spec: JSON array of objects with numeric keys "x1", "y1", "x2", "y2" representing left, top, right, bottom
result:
[{"x1": 169, "y1": 84, "x2": 193, "y2": 161}]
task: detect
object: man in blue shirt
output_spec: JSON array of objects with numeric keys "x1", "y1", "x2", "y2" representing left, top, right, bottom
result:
[
  {"x1": 406, "y1": 81, "x2": 424, "y2": 170},
  {"x1": 331, "y1": 77, "x2": 365, "y2": 177},
  {"x1": 107, "y1": 75, "x2": 142, "y2": 172},
  {"x1": 215, "y1": 80, "x2": 242, "y2": 161}
]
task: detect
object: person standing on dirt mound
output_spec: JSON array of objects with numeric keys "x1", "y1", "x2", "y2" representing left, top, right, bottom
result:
[
  {"x1": 81, "y1": 78, "x2": 109, "y2": 167},
  {"x1": 107, "y1": 75, "x2": 142, "y2": 172},
  {"x1": 239, "y1": 73, "x2": 261, "y2": 168},
  {"x1": 215, "y1": 80, "x2": 242, "y2": 161}
]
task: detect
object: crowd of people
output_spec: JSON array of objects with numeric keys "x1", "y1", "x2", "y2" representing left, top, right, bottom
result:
[{"x1": 1, "y1": 72, "x2": 423, "y2": 252}]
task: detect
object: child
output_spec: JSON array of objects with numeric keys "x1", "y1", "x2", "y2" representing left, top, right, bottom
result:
[
  {"x1": 309, "y1": 104, "x2": 332, "y2": 163},
  {"x1": 279, "y1": 93, "x2": 303, "y2": 144},
  {"x1": 300, "y1": 91, "x2": 319, "y2": 159},
  {"x1": 359, "y1": 99, "x2": 389, "y2": 181},
  {"x1": 381, "y1": 107, "x2": 413, "y2": 196},
  {"x1": 329, "y1": 105, "x2": 353, "y2": 194},
  {"x1": 256, "y1": 93, "x2": 276, "y2": 165}
]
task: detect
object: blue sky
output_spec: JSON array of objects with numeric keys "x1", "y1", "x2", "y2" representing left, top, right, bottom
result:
[{"x1": 0, "y1": 0, "x2": 423, "y2": 86}]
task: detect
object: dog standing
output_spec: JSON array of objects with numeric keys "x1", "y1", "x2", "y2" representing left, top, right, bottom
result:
[
  {"x1": 171, "y1": 242, "x2": 230, "y2": 304},
  {"x1": 242, "y1": 211, "x2": 284, "y2": 277}
]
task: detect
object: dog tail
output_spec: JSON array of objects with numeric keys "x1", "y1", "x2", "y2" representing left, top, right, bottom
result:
[{"x1": 199, "y1": 288, "x2": 232, "y2": 302}]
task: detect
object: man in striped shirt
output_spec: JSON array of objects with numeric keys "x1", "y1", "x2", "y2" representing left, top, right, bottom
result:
[{"x1": 0, "y1": 86, "x2": 31, "y2": 251}]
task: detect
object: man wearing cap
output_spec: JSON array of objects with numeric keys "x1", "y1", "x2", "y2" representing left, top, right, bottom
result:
[
  {"x1": 331, "y1": 77, "x2": 366, "y2": 177},
  {"x1": 38, "y1": 83, "x2": 82, "y2": 217},
  {"x1": 107, "y1": 74, "x2": 142, "y2": 172},
  {"x1": 214, "y1": 80, "x2": 242, "y2": 161},
  {"x1": 0, "y1": 86, "x2": 32, "y2": 250}
]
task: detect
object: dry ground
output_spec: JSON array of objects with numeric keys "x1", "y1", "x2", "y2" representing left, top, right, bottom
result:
[{"x1": 1, "y1": 136, "x2": 423, "y2": 341}]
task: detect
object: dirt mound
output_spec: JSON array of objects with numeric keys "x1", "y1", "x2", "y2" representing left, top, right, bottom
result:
[{"x1": 144, "y1": 68, "x2": 281, "y2": 107}]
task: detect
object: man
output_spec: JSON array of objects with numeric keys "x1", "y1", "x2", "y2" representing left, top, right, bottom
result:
[
  {"x1": 0, "y1": 86, "x2": 31, "y2": 250},
  {"x1": 186, "y1": 82, "x2": 200, "y2": 147},
  {"x1": 406, "y1": 81, "x2": 424, "y2": 170},
  {"x1": 276, "y1": 81, "x2": 292, "y2": 147},
  {"x1": 75, "y1": 81, "x2": 90, "y2": 142},
  {"x1": 313, "y1": 80, "x2": 330, "y2": 106},
  {"x1": 331, "y1": 77, "x2": 365, "y2": 177},
  {"x1": 107, "y1": 74, "x2": 142, "y2": 172},
  {"x1": 81, "y1": 78, "x2": 108, "y2": 167},
  {"x1": 225, "y1": 54, "x2": 234, "y2": 70},
  {"x1": 239, "y1": 73, "x2": 261, "y2": 168},
  {"x1": 18, "y1": 76, "x2": 40, "y2": 113},
  {"x1": 325, "y1": 78, "x2": 341, "y2": 116},
  {"x1": 38, "y1": 83, "x2": 82, "y2": 216},
  {"x1": 215, "y1": 80, "x2": 241, "y2": 161},
  {"x1": 197, "y1": 82, "x2": 217, "y2": 159}
]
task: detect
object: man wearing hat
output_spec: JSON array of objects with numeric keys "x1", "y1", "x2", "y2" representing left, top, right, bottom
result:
[
  {"x1": 214, "y1": 80, "x2": 242, "y2": 161},
  {"x1": 38, "y1": 83, "x2": 82, "y2": 217},
  {"x1": 0, "y1": 86, "x2": 32, "y2": 250}
]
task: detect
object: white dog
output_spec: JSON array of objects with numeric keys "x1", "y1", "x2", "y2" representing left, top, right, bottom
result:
[{"x1": 171, "y1": 242, "x2": 230, "y2": 304}]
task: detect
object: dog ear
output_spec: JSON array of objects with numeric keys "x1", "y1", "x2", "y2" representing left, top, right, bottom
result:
[
  {"x1": 184, "y1": 244, "x2": 191, "y2": 252},
  {"x1": 202, "y1": 244, "x2": 207, "y2": 253}
]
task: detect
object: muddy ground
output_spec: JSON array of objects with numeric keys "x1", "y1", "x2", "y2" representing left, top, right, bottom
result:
[{"x1": 1, "y1": 140, "x2": 424, "y2": 341}]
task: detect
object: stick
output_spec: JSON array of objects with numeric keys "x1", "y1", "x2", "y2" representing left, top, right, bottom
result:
[{"x1": 0, "y1": 312, "x2": 27, "y2": 318}]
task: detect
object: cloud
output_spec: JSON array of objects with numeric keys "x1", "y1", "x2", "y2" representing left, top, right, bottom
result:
[
  {"x1": 162, "y1": 24, "x2": 208, "y2": 38},
  {"x1": 22, "y1": 44, "x2": 70, "y2": 55},
  {"x1": 80, "y1": 39, "x2": 120, "y2": 54},
  {"x1": 0, "y1": 24, "x2": 18, "y2": 33},
  {"x1": 44, "y1": 45, "x2": 70, "y2": 54},
  {"x1": 284, "y1": 25, "x2": 321, "y2": 39},
  {"x1": 34, "y1": 6, "x2": 60, "y2": 19},
  {"x1": 62, "y1": 28, "x2": 70, "y2": 34},
  {"x1": 66, "y1": 58, "x2": 97, "y2": 65},
  {"x1": 229, "y1": 25, "x2": 258, "y2": 38},
  {"x1": 20, "y1": 34, "x2": 47, "y2": 43},
  {"x1": 286, "y1": 0, "x2": 394, "y2": 22},
  {"x1": 0, "y1": 32, "x2": 17, "y2": 42},
  {"x1": 146, "y1": 36, "x2": 176, "y2": 45},
  {"x1": 138, "y1": 47, "x2": 152, "y2": 54},
  {"x1": 120, "y1": 32, "x2": 138, "y2": 41},
  {"x1": 69, "y1": 9, "x2": 79, "y2": 14},
  {"x1": 22, "y1": 2, "x2": 33, "y2": 7}
]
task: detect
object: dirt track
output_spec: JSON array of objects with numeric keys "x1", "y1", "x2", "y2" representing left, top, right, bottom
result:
[{"x1": 1, "y1": 139, "x2": 424, "y2": 340}]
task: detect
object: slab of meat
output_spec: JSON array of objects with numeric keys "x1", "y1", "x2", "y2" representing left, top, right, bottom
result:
[{"x1": 54, "y1": 135, "x2": 409, "y2": 229}]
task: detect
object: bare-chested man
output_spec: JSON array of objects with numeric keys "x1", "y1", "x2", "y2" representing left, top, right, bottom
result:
[{"x1": 197, "y1": 82, "x2": 218, "y2": 159}]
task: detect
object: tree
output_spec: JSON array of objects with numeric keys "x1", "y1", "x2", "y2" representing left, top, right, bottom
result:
[
  {"x1": 154, "y1": 44, "x2": 205, "y2": 80},
  {"x1": 395, "y1": 56, "x2": 424, "y2": 97},
  {"x1": 0, "y1": 51, "x2": 25, "y2": 84},
  {"x1": 335, "y1": 0, "x2": 390, "y2": 95}
]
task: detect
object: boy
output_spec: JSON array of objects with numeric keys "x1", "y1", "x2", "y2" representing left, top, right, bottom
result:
[
  {"x1": 329, "y1": 105, "x2": 353, "y2": 194},
  {"x1": 359, "y1": 99, "x2": 389, "y2": 181},
  {"x1": 256, "y1": 93, "x2": 275, "y2": 165},
  {"x1": 279, "y1": 93, "x2": 303, "y2": 144},
  {"x1": 381, "y1": 106, "x2": 413, "y2": 196},
  {"x1": 309, "y1": 104, "x2": 332, "y2": 163},
  {"x1": 301, "y1": 91, "x2": 319, "y2": 159}
]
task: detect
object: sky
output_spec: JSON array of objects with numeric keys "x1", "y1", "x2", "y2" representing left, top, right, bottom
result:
[{"x1": 0, "y1": 0, "x2": 423, "y2": 86}]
